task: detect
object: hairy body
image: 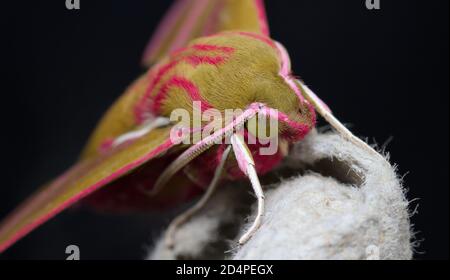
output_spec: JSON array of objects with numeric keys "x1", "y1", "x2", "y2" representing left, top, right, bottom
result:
[{"x1": 82, "y1": 32, "x2": 316, "y2": 212}]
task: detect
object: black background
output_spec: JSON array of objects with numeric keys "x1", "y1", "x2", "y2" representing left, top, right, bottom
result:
[{"x1": 0, "y1": 0, "x2": 448, "y2": 260}]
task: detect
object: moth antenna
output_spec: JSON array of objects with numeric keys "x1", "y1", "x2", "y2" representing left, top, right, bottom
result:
[
  {"x1": 165, "y1": 146, "x2": 232, "y2": 249},
  {"x1": 230, "y1": 134, "x2": 265, "y2": 245},
  {"x1": 148, "y1": 104, "x2": 263, "y2": 196},
  {"x1": 299, "y1": 81, "x2": 389, "y2": 164}
]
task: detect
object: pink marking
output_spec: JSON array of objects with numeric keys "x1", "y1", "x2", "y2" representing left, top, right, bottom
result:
[
  {"x1": 169, "y1": 0, "x2": 211, "y2": 54},
  {"x1": 272, "y1": 43, "x2": 324, "y2": 122},
  {"x1": 202, "y1": 0, "x2": 224, "y2": 36},
  {"x1": 170, "y1": 44, "x2": 234, "y2": 59},
  {"x1": 135, "y1": 60, "x2": 180, "y2": 123},
  {"x1": 99, "y1": 138, "x2": 114, "y2": 154},
  {"x1": 0, "y1": 139, "x2": 175, "y2": 253},
  {"x1": 276, "y1": 42, "x2": 291, "y2": 76},
  {"x1": 141, "y1": 0, "x2": 269, "y2": 64},
  {"x1": 142, "y1": 0, "x2": 191, "y2": 64},
  {"x1": 276, "y1": 43, "x2": 305, "y2": 103},
  {"x1": 169, "y1": 47, "x2": 190, "y2": 58},
  {"x1": 152, "y1": 76, "x2": 212, "y2": 114},
  {"x1": 0, "y1": 162, "x2": 85, "y2": 240},
  {"x1": 192, "y1": 44, "x2": 235, "y2": 53},
  {"x1": 254, "y1": 0, "x2": 270, "y2": 36},
  {"x1": 185, "y1": 55, "x2": 226, "y2": 66},
  {"x1": 275, "y1": 42, "x2": 306, "y2": 103},
  {"x1": 136, "y1": 44, "x2": 235, "y2": 123},
  {"x1": 260, "y1": 107, "x2": 314, "y2": 141},
  {"x1": 151, "y1": 60, "x2": 179, "y2": 87}
]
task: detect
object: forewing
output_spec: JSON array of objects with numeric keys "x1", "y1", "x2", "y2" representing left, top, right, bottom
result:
[
  {"x1": 0, "y1": 126, "x2": 177, "y2": 253},
  {"x1": 142, "y1": 0, "x2": 269, "y2": 66}
]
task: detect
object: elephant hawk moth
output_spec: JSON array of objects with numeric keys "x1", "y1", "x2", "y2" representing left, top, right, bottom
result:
[{"x1": 0, "y1": 0, "x2": 385, "y2": 252}]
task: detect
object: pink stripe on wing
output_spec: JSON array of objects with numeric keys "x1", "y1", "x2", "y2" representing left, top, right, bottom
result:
[
  {"x1": 0, "y1": 139, "x2": 175, "y2": 253},
  {"x1": 169, "y1": 0, "x2": 211, "y2": 54},
  {"x1": 201, "y1": 0, "x2": 224, "y2": 36},
  {"x1": 254, "y1": 0, "x2": 270, "y2": 36},
  {"x1": 142, "y1": 0, "x2": 191, "y2": 64}
]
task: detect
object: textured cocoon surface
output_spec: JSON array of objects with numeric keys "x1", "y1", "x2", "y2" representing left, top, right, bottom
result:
[{"x1": 148, "y1": 131, "x2": 413, "y2": 260}]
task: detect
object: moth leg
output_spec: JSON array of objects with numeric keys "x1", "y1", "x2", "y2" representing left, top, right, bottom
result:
[
  {"x1": 165, "y1": 146, "x2": 232, "y2": 249},
  {"x1": 299, "y1": 81, "x2": 389, "y2": 164},
  {"x1": 112, "y1": 117, "x2": 171, "y2": 147},
  {"x1": 230, "y1": 134, "x2": 265, "y2": 245},
  {"x1": 148, "y1": 104, "x2": 261, "y2": 197}
]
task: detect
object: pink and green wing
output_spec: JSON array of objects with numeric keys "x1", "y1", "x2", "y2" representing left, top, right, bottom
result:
[
  {"x1": 142, "y1": 0, "x2": 269, "y2": 66},
  {"x1": 0, "y1": 0, "x2": 271, "y2": 253},
  {"x1": 0, "y1": 127, "x2": 177, "y2": 253}
]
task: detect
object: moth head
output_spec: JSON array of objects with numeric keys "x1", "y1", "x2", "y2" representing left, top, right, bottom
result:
[
  {"x1": 182, "y1": 32, "x2": 316, "y2": 142},
  {"x1": 249, "y1": 40, "x2": 317, "y2": 142}
]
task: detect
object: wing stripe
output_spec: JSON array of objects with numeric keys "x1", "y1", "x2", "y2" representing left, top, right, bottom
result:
[
  {"x1": 136, "y1": 44, "x2": 235, "y2": 120},
  {"x1": 201, "y1": 0, "x2": 225, "y2": 36},
  {"x1": 255, "y1": 0, "x2": 270, "y2": 35},
  {"x1": 142, "y1": 0, "x2": 192, "y2": 65},
  {"x1": 0, "y1": 137, "x2": 175, "y2": 253},
  {"x1": 142, "y1": 0, "x2": 270, "y2": 66},
  {"x1": 170, "y1": 0, "x2": 211, "y2": 55}
]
